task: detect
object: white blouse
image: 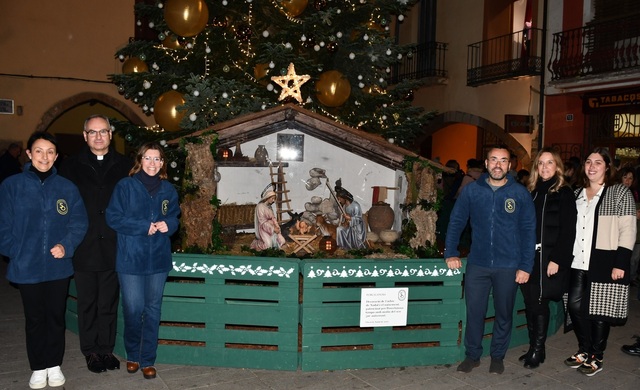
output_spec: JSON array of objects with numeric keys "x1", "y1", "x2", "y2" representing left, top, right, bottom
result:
[{"x1": 572, "y1": 186, "x2": 604, "y2": 270}]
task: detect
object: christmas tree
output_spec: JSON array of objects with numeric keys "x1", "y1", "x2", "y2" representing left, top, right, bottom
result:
[{"x1": 111, "y1": 0, "x2": 432, "y2": 158}]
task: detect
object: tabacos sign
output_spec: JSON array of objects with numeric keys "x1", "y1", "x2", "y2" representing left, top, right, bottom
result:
[{"x1": 584, "y1": 89, "x2": 640, "y2": 113}]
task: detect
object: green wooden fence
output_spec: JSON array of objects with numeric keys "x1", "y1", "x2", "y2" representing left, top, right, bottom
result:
[{"x1": 65, "y1": 253, "x2": 563, "y2": 371}]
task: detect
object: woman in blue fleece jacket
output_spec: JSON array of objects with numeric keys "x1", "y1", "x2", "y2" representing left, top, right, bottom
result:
[
  {"x1": 106, "y1": 142, "x2": 179, "y2": 380},
  {"x1": 0, "y1": 131, "x2": 88, "y2": 389}
]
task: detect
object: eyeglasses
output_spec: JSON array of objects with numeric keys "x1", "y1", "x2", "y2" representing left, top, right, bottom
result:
[
  {"x1": 85, "y1": 129, "x2": 110, "y2": 137},
  {"x1": 142, "y1": 156, "x2": 162, "y2": 163}
]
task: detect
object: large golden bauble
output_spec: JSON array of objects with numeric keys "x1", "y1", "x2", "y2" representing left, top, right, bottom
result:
[
  {"x1": 122, "y1": 57, "x2": 148, "y2": 74},
  {"x1": 253, "y1": 63, "x2": 271, "y2": 85},
  {"x1": 316, "y1": 70, "x2": 351, "y2": 107},
  {"x1": 162, "y1": 34, "x2": 182, "y2": 49},
  {"x1": 153, "y1": 91, "x2": 186, "y2": 132},
  {"x1": 164, "y1": 0, "x2": 209, "y2": 37},
  {"x1": 282, "y1": 0, "x2": 308, "y2": 17}
]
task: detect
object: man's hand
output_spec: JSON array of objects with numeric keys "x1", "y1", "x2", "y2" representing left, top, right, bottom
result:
[
  {"x1": 445, "y1": 257, "x2": 462, "y2": 269},
  {"x1": 50, "y1": 244, "x2": 65, "y2": 259},
  {"x1": 515, "y1": 270, "x2": 530, "y2": 284}
]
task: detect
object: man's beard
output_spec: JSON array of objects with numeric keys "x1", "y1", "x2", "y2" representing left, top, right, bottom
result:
[{"x1": 489, "y1": 168, "x2": 506, "y2": 181}]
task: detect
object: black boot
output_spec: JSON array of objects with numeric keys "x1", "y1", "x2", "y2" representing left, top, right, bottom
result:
[
  {"x1": 519, "y1": 310, "x2": 534, "y2": 362},
  {"x1": 524, "y1": 314, "x2": 548, "y2": 369}
]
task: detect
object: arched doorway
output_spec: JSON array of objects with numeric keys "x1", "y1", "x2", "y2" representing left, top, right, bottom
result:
[
  {"x1": 35, "y1": 92, "x2": 147, "y2": 160},
  {"x1": 418, "y1": 111, "x2": 532, "y2": 170}
]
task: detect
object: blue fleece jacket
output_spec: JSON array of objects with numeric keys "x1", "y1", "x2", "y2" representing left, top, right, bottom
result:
[
  {"x1": 0, "y1": 164, "x2": 88, "y2": 284},
  {"x1": 106, "y1": 175, "x2": 180, "y2": 275},
  {"x1": 444, "y1": 173, "x2": 536, "y2": 273}
]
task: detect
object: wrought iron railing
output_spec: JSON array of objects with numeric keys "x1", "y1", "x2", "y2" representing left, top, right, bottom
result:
[
  {"x1": 548, "y1": 15, "x2": 640, "y2": 81},
  {"x1": 467, "y1": 28, "x2": 543, "y2": 87},
  {"x1": 391, "y1": 41, "x2": 448, "y2": 83}
]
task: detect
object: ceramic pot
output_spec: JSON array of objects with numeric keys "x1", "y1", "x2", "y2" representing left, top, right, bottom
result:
[
  {"x1": 367, "y1": 202, "x2": 394, "y2": 234},
  {"x1": 254, "y1": 145, "x2": 269, "y2": 165}
]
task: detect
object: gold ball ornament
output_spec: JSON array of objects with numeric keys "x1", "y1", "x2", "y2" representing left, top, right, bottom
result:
[
  {"x1": 164, "y1": 0, "x2": 209, "y2": 37},
  {"x1": 122, "y1": 57, "x2": 148, "y2": 74},
  {"x1": 254, "y1": 63, "x2": 271, "y2": 85},
  {"x1": 316, "y1": 70, "x2": 351, "y2": 107},
  {"x1": 153, "y1": 91, "x2": 186, "y2": 132},
  {"x1": 282, "y1": 0, "x2": 308, "y2": 17},
  {"x1": 162, "y1": 34, "x2": 182, "y2": 49}
]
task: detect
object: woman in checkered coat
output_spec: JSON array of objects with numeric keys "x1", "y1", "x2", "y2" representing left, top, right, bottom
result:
[{"x1": 565, "y1": 148, "x2": 636, "y2": 377}]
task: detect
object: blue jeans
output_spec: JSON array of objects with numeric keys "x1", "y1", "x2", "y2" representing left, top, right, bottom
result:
[
  {"x1": 118, "y1": 272, "x2": 168, "y2": 368},
  {"x1": 464, "y1": 263, "x2": 519, "y2": 360}
]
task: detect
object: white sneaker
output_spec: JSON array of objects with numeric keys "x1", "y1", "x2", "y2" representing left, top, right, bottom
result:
[
  {"x1": 28, "y1": 369, "x2": 47, "y2": 389},
  {"x1": 47, "y1": 365, "x2": 66, "y2": 387}
]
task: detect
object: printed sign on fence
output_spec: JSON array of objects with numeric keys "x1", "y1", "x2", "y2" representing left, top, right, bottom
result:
[{"x1": 359, "y1": 287, "x2": 408, "y2": 327}]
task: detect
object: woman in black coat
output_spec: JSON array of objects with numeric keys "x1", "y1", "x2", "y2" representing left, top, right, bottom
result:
[{"x1": 519, "y1": 147, "x2": 577, "y2": 368}]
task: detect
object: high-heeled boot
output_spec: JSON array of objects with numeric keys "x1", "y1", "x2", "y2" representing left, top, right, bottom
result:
[
  {"x1": 519, "y1": 310, "x2": 534, "y2": 362},
  {"x1": 524, "y1": 314, "x2": 548, "y2": 368}
]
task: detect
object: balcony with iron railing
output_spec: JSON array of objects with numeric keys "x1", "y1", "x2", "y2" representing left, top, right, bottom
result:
[
  {"x1": 548, "y1": 15, "x2": 640, "y2": 81},
  {"x1": 391, "y1": 41, "x2": 448, "y2": 84},
  {"x1": 467, "y1": 28, "x2": 543, "y2": 87}
]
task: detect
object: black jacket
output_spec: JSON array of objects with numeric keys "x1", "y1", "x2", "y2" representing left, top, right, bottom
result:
[
  {"x1": 529, "y1": 179, "x2": 577, "y2": 300},
  {"x1": 59, "y1": 146, "x2": 132, "y2": 271}
]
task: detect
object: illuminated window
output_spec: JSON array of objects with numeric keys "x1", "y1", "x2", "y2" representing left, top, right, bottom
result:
[{"x1": 277, "y1": 134, "x2": 304, "y2": 162}]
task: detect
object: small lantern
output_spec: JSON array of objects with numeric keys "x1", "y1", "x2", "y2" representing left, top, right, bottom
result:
[
  {"x1": 319, "y1": 235, "x2": 337, "y2": 254},
  {"x1": 217, "y1": 148, "x2": 232, "y2": 160}
]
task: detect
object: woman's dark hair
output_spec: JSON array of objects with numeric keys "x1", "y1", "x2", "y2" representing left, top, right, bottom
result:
[
  {"x1": 578, "y1": 147, "x2": 616, "y2": 187},
  {"x1": 26, "y1": 131, "x2": 57, "y2": 152},
  {"x1": 129, "y1": 142, "x2": 168, "y2": 180}
]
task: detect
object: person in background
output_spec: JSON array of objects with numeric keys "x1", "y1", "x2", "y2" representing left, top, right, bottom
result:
[
  {"x1": 0, "y1": 131, "x2": 88, "y2": 389},
  {"x1": 59, "y1": 115, "x2": 132, "y2": 374},
  {"x1": 0, "y1": 142, "x2": 23, "y2": 183},
  {"x1": 442, "y1": 159, "x2": 464, "y2": 200},
  {"x1": 251, "y1": 188, "x2": 286, "y2": 250},
  {"x1": 106, "y1": 142, "x2": 180, "y2": 380},
  {"x1": 517, "y1": 169, "x2": 530, "y2": 186},
  {"x1": 445, "y1": 145, "x2": 536, "y2": 375},
  {"x1": 618, "y1": 166, "x2": 640, "y2": 287},
  {"x1": 564, "y1": 156, "x2": 582, "y2": 190},
  {"x1": 455, "y1": 158, "x2": 484, "y2": 199},
  {"x1": 565, "y1": 148, "x2": 635, "y2": 376},
  {"x1": 508, "y1": 152, "x2": 519, "y2": 179},
  {"x1": 519, "y1": 148, "x2": 576, "y2": 369}
]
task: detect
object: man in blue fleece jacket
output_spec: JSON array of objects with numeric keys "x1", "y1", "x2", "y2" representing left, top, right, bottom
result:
[{"x1": 445, "y1": 145, "x2": 536, "y2": 375}]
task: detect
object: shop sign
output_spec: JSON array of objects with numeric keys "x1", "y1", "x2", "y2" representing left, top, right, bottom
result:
[
  {"x1": 583, "y1": 89, "x2": 640, "y2": 113},
  {"x1": 505, "y1": 114, "x2": 533, "y2": 133}
]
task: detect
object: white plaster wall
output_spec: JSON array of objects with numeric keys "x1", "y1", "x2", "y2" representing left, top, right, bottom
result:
[{"x1": 217, "y1": 129, "x2": 406, "y2": 231}]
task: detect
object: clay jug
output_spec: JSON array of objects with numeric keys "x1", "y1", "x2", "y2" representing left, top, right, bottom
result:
[
  {"x1": 367, "y1": 202, "x2": 394, "y2": 234},
  {"x1": 254, "y1": 145, "x2": 269, "y2": 165}
]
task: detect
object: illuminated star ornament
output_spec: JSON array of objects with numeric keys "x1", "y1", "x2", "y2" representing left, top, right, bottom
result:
[{"x1": 271, "y1": 63, "x2": 310, "y2": 104}]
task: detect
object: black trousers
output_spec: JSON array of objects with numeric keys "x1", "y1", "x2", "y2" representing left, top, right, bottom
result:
[
  {"x1": 74, "y1": 269, "x2": 120, "y2": 356},
  {"x1": 567, "y1": 269, "x2": 610, "y2": 359},
  {"x1": 18, "y1": 278, "x2": 70, "y2": 370}
]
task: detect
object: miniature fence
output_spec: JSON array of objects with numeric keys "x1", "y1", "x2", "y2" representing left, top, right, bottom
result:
[{"x1": 65, "y1": 254, "x2": 564, "y2": 371}]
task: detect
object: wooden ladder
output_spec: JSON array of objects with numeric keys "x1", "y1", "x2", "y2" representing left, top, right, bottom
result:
[{"x1": 269, "y1": 162, "x2": 292, "y2": 223}]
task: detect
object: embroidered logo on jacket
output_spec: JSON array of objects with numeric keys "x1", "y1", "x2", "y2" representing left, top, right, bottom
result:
[
  {"x1": 162, "y1": 200, "x2": 169, "y2": 215},
  {"x1": 504, "y1": 198, "x2": 516, "y2": 213},
  {"x1": 57, "y1": 199, "x2": 68, "y2": 215}
]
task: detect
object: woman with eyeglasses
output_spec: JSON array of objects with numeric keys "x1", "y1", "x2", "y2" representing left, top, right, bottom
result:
[{"x1": 106, "y1": 142, "x2": 180, "y2": 380}]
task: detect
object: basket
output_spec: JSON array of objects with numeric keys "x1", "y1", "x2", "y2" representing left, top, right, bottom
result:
[{"x1": 217, "y1": 204, "x2": 256, "y2": 227}]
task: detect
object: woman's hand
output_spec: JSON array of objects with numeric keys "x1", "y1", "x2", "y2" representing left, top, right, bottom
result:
[
  {"x1": 612, "y1": 268, "x2": 625, "y2": 281},
  {"x1": 154, "y1": 221, "x2": 169, "y2": 233},
  {"x1": 547, "y1": 261, "x2": 559, "y2": 277},
  {"x1": 148, "y1": 222, "x2": 158, "y2": 236}
]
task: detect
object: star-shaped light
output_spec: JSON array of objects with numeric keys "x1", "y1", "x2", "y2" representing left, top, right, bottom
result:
[{"x1": 271, "y1": 63, "x2": 310, "y2": 104}]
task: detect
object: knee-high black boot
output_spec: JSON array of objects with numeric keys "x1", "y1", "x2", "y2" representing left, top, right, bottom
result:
[
  {"x1": 519, "y1": 310, "x2": 535, "y2": 362},
  {"x1": 524, "y1": 313, "x2": 548, "y2": 368}
]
